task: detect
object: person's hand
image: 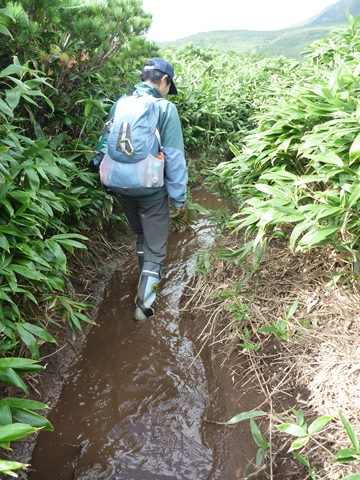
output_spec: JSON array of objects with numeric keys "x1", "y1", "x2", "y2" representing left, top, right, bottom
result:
[{"x1": 170, "y1": 205, "x2": 185, "y2": 220}]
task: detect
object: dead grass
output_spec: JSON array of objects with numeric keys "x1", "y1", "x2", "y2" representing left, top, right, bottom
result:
[{"x1": 182, "y1": 233, "x2": 360, "y2": 479}]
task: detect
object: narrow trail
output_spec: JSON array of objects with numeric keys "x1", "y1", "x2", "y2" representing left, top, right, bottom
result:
[{"x1": 28, "y1": 189, "x2": 258, "y2": 480}]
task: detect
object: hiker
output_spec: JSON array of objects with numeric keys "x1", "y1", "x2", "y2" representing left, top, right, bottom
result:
[{"x1": 93, "y1": 57, "x2": 188, "y2": 321}]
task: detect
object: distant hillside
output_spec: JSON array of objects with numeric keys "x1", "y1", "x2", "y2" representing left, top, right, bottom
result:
[
  {"x1": 164, "y1": 0, "x2": 360, "y2": 59},
  {"x1": 305, "y1": 0, "x2": 360, "y2": 26},
  {"x1": 165, "y1": 27, "x2": 335, "y2": 59}
]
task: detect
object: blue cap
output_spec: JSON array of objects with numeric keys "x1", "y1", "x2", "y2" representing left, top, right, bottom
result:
[{"x1": 142, "y1": 57, "x2": 178, "y2": 95}]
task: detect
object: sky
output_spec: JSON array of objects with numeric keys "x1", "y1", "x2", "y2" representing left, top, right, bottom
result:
[{"x1": 141, "y1": 0, "x2": 339, "y2": 42}]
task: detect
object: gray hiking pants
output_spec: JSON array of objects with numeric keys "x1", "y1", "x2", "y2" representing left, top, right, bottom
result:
[{"x1": 116, "y1": 195, "x2": 170, "y2": 265}]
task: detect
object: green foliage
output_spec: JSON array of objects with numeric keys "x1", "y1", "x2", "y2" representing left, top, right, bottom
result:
[
  {"x1": 195, "y1": 251, "x2": 211, "y2": 277},
  {"x1": 0, "y1": 358, "x2": 51, "y2": 476},
  {"x1": 226, "y1": 409, "x2": 360, "y2": 478},
  {"x1": 291, "y1": 452, "x2": 317, "y2": 480},
  {"x1": 225, "y1": 411, "x2": 271, "y2": 469},
  {"x1": 0, "y1": 58, "x2": 98, "y2": 354},
  {"x1": 0, "y1": 0, "x2": 160, "y2": 473},
  {"x1": 0, "y1": 458, "x2": 29, "y2": 477},
  {"x1": 259, "y1": 301, "x2": 298, "y2": 342},
  {"x1": 161, "y1": 45, "x2": 289, "y2": 165},
  {"x1": 334, "y1": 411, "x2": 360, "y2": 463},
  {"x1": 0, "y1": 1, "x2": 156, "y2": 356},
  {"x1": 0, "y1": 0, "x2": 157, "y2": 144},
  {"x1": 276, "y1": 408, "x2": 333, "y2": 452},
  {"x1": 0, "y1": 358, "x2": 44, "y2": 395},
  {"x1": 212, "y1": 16, "x2": 360, "y2": 278}
]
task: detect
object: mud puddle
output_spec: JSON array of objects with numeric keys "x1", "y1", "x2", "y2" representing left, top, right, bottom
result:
[{"x1": 28, "y1": 189, "x2": 255, "y2": 480}]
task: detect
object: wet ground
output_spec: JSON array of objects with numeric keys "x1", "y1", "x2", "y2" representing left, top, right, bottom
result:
[{"x1": 28, "y1": 189, "x2": 259, "y2": 480}]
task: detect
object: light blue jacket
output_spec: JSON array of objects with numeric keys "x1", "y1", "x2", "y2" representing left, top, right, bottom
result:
[{"x1": 97, "y1": 82, "x2": 188, "y2": 207}]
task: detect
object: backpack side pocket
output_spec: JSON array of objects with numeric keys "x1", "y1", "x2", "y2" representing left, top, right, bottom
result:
[{"x1": 137, "y1": 154, "x2": 164, "y2": 189}]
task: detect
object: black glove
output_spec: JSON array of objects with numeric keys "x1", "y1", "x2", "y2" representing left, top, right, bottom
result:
[{"x1": 90, "y1": 152, "x2": 104, "y2": 173}]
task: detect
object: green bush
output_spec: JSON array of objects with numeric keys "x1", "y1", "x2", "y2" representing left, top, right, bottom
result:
[{"x1": 214, "y1": 14, "x2": 360, "y2": 277}]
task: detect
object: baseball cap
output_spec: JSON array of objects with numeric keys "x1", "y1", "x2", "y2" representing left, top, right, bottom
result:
[{"x1": 142, "y1": 57, "x2": 178, "y2": 95}]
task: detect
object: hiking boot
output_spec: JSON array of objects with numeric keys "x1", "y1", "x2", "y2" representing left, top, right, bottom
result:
[{"x1": 134, "y1": 261, "x2": 161, "y2": 321}]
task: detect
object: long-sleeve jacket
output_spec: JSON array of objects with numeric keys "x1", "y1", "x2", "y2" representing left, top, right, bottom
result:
[{"x1": 97, "y1": 82, "x2": 188, "y2": 207}]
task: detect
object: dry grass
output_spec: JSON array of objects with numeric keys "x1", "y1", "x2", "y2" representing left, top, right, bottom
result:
[{"x1": 182, "y1": 233, "x2": 360, "y2": 479}]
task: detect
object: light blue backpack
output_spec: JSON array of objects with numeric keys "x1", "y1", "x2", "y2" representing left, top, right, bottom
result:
[{"x1": 99, "y1": 92, "x2": 165, "y2": 196}]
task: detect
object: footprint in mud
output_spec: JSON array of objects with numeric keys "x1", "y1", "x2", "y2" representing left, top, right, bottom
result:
[{"x1": 72, "y1": 463, "x2": 112, "y2": 480}]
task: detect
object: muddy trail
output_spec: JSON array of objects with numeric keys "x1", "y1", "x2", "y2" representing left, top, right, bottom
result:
[{"x1": 27, "y1": 189, "x2": 260, "y2": 480}]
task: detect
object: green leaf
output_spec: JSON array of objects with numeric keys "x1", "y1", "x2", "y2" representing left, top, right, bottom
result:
[
  {"x1": 24, "y1": 167, "x2": 40, "y2": 191},
  {"x1": 0, "y1": 460, "x2": 27, "y2": 474},
  {"x1": 226, "y1": 410, "x2": 264, "y2": 425},
  {"x1": 341, "y1": 475, "x2": 360, "y2": 480},
  {"x1": 49, "y1": 234, "x2": 87, "y2": 253},
  {"x1": 250, "y1": 418, "x2": 266, "y2": 448},
  {"x1": 276, "y1": 423, "x2": 307, "y2": 437},
  {"x1": 255, "y1": 448, "x2": 265, "y2": 467},
  {"x1": 349, "y1": 132, "x2": 360, "y2": 165},
  {"x1": 0, "y1": 368, "x2": 28, "y2": 395},
  {"x1": 347, "y1": 185, "x2": 360, "y2": 209},
  {"x1": 286, "y1": 301, "x2": 298, "y2": 319},
  {"x1": 0, "y1": 98, "x2": 13, "y2": 117},
  {"x1": 298, "y1": 227, "x2": 338, "y2": 249},
  {"x1": 253, "y1": 238, "x2": 266, "y2": 269},
  {"x1": 339, "y1": 411, "x2": 359, "y2": 450},
  {"x1": 5, "y1": 89, "x2": 20, "y2": 110},
  {"x1": 10, "y1": 407, "x2": 53, "y2": 431},
  {"x1": 0, "y1": 25, "x2": 12, "y2": 37},
  {"x1": 308, "y1": 415, "x2": 333, "y2": 435},
  {"x1": 334, "y1": 447, "x2": 358, "y2": 462},
  {"x1": 306, "y1": 151, "x2": 344, "y2": 167},
  {"x1": 289, "y1": 220, "x2": 311, "y2": 250},
  {"x1": 0, "y1": 234, "x2": 9, "y2": 250},
  {"x1": 289, "y1": 435, "x2": 309, "y2": 451},
  {"x1": 0, "y1": 423, "x2": 37, "y2": 443},
  {"x1": 17, "y1": 325, "x2": 39, "y2": 360},
  {"x1": 20, "y1": 323, "x2": 57, "y2": 344},
  {"x1": 0, "y1": 358, "x2": 41, "y2": 369},
  {"x1": 45, "y1": 239, "x2": 67, "y2": 272},
  {"x1": 0, "y1": 398, "x2": 47, "y2": 410},
  {"x1": 255, "y1": 183, "x2": 288, "y2": 200},
  {"x1": 0, "y1": 403, "x2": 12, "y2": 426},
  {"x1": 11, "y1": 264, "x2": 46, "y2": 281},
  {"x1": 292, "y1": 451, "x2": 310, "y2": 467}
]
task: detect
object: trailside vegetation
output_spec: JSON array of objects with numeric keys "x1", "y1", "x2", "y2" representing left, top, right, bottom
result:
[
  {"x1": 187, "y1": 12, "x2": 360, "y2": 480},
  {"x1": 0, "y1": 0, "x2": 157, "y2": 475}
]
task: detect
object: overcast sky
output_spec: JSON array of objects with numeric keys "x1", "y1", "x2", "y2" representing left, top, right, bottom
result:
[{"x1": 142, "y1": 0, "x2": 339, "y2": 42}]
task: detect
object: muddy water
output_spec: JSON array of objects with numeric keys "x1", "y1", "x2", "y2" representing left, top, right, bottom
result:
[{"x1": 28, "y1": 189, "x2": 241, "y2": 480}]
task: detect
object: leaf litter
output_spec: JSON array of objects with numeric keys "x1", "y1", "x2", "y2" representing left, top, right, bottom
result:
[{"x1": 182, "y1": 232, "x2": 360, "y2": 479}]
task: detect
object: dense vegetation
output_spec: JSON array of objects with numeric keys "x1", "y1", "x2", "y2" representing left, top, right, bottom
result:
[
  {"x1": 1, "y1": 0, "x2": 360, "y2": 476},
  {"x1": 211, "y1": 13, "x2": 360, "y2": 282},
  {"x1": 0, "y1": 0, "x2": 158, "y2": 474}
]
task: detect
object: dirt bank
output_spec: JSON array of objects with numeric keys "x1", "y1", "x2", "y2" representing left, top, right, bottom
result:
[{"x1": 183, "y1": 232, "x2": 360, "y2": 479}]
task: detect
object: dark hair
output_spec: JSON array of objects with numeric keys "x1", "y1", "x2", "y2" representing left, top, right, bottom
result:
[{"x1": 141, "y1": 60, "x2": 171, "y2": 86}]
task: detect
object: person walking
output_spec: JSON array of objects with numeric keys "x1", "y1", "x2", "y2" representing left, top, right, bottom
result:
[{"x1": 94, "y1": 58, "x2": 188, "y2": 321}]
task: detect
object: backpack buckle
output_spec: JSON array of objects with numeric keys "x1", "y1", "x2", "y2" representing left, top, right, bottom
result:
[{"x1": 123, "y1": 138, "x2": 134, "y2": 156}]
